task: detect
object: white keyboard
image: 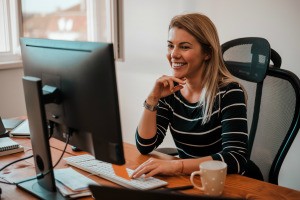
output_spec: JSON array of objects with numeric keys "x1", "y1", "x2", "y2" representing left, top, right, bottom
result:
[{"x1": 63, "y1": 154, "x2": 168, "y2": 190}]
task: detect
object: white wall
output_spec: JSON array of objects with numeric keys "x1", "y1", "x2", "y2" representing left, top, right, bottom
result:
[
  {"x1": 1, "y1": 0, "x2": 299, "y2": 148},
  {"x1": 0, "y1": 68, "x2": 26, "y2": 117},
  {"x1": 194, "y1": 0, "x2": 300, "y2": 72},
  {"x1": 116, "y1": 0, "x2": 300, "y2": 147}
]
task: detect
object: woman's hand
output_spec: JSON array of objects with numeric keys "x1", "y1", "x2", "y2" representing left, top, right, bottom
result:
[
  {"x1": 130, "y1": 158, "x2": 182, "y2": 179},
  {"x1": 146, "y1": 76, "x2": 186, "y2": 105}
]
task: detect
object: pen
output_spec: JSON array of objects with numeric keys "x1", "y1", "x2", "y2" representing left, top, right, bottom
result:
[{"x1": 160, "y1": 185, "x2": 194, "y2": 192}]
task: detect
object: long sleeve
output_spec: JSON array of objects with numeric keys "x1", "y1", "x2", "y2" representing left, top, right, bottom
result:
[
  {"x1": 135, "y1": 98, "x2": 170, "y2": 154},
  {"x1": 135, "y1": 82, "x2": 248, "y2": 174},
  {"x1": 211, "y1": 83, "x2": 248, "y2": 174}
]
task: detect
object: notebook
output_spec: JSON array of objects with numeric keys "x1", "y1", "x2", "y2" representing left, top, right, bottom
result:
[
  {"x1": 0, "y1": 137, "x2": 24, "y2": 156},
  {"x1": 9, "y1": 119, "x2": 30, "y2": 138},
  {"x1": 2, "y1": 118, "x2": 25, "y2": 131}
]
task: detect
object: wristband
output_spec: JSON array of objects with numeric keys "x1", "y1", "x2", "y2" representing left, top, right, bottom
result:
[{"x1": 143, "y1": 100, "x2": 158, "y2": 111}]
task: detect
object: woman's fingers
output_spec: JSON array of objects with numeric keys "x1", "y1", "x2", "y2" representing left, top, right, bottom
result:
[
  {"x1": 131, "y1": 158, "x2": 159, "y2": 179},
  {"x1": 158, "y1": 76, "x2": 186, "y2": 94},
  {"x1": 148, "y1": 75, "x2": 186, "y2": 103},
  {"x1": 163, "y1": 80, "x2": 169, "y2": 87},
  {"x1": 130, "y1": 158, "x2": 152, "y2": 178},
  {"x1": 171, "y1": 84, "x2": 184, "y2": 93},
  {"x1": 143, "y1": 167, "x2": 160, "y2": 178},
  {"x1": 131, "y1": 158, "x2": 182, "y2": 179}
]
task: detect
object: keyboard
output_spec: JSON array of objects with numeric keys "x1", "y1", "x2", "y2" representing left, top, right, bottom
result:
[{"x1": 63, "y1": 154, "x2": 168, "y2": 190}]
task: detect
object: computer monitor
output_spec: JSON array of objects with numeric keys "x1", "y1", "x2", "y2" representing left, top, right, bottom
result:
[{"x1": 17, "y1": 37, "x2": 125, "y2": 199}]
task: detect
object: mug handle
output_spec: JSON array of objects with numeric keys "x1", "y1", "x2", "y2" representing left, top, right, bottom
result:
[{"x1": 190, "y1": 171, "x2": 204, "y2": 191}]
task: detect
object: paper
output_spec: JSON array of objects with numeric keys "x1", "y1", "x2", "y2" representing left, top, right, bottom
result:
[
  {"x1": 56, "y1": 180, "x2": 92, "y2": 198},
  {"x1": 54, "y1": 167, "x2": 97, "y2": 191}
]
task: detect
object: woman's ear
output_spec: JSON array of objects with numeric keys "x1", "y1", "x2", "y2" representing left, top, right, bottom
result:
[{"x1": 204, "y1": 53, "x2": 211, "y2": 61}]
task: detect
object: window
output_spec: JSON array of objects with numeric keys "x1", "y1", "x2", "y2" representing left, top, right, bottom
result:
[
  {"x1": 22, "y1": 0, "x2": 88, "y2": 41},
  {"x1": 0, "y1": 0, "x2": 123, "y2": 69},
  {"x1": 0, "y1": 0, "x2": 22, "y2": 69},
  {"x1": 21, "y1": 0, "x2": 123, "y2": 60}
]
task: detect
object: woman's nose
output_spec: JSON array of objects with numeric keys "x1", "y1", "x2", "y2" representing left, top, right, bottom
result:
[{"x1": 171, "y1": 48, "x2": 180, "y2": 58}]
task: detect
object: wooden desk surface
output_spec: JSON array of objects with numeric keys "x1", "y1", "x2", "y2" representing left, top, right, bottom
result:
[{"x1": 1, "y1": 138, "x2": 300, "y2": 200}]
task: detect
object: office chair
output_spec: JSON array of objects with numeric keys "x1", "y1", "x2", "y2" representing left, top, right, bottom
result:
[
  {"x1": 268, "y1": 70, "x2": 300, "y2": 190},
  {"x1": 222, "y1": 37, "x2": 300, "y2": 183}
]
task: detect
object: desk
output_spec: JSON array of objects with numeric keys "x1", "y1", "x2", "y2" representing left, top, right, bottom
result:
[{"x1": 1, "y1": 138, "x2": 300, "y2": 200}]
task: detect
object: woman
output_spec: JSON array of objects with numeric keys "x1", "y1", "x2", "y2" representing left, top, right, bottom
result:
[{"x1": 131, "y1": 13, "x2": 261, "y2": 180}]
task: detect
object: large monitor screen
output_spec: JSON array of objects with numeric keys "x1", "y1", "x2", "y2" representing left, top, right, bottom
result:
[{"x1": 18, "y1": 37, "x2": 125, "y2": 199}]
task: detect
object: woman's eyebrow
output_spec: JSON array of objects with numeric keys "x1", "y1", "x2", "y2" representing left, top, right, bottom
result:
[{"x1": 167, "y1": 41, "x2": 193, "y2": 45}]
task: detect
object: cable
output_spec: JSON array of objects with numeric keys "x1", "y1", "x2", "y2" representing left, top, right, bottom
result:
[
  {"x1": 52, "y1": 131, "x2": 70, "y2": 169},
  {"x1": 0, "y1": 122, "x2": 71, "y2": 186},
  {"x1": 0, "y1": 155, "x2": 33, "y2": 172},
  {"x1": 17, "y1": 129, "x2": 71, "y2": 185},
  {"x1": 0, "y1": 122, "x2": 55, "y2": 173},
  {"x1": 48, "y1": 120, "x2": 55, "y2": 139},
  {"x1": 0, "y1": 179, "x2": 15, "y2": 185},
  {"x1": 0, "y1": 155, "x2": 34, "y2": 185}
]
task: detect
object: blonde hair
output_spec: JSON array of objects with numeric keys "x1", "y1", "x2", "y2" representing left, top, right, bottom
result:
[{"x1": 169, "y1": 13, "x2": 239, "y2": 124}]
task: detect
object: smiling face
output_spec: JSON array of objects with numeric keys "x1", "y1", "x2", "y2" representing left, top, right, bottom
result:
[{"x1": 167, "y1": 27, "x2": 209, "y2": 80}]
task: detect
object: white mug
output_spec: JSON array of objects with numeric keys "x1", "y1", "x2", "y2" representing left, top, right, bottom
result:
[{"x1": 190, "y1": 160, "x2": 227, "y2": 196}]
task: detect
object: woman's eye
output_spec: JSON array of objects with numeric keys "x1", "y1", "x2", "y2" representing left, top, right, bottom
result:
[
  {"x1": 167, "y1": 44, "x2": 174, "y2": 49},
  {"x1": 180, "y1": 46, "x2": 190, "y2": 50}
]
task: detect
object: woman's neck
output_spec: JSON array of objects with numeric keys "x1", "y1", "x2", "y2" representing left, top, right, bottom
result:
[{"x1": 180, "y1": 78, "x2": 203, "y2": 103}]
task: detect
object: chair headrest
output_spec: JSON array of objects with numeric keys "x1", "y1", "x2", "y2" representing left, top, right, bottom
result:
[
  {"x1": 221, "y1": 37, "x2": 271, "y2": 83},
  {"x1": 270, "y1": 48, "x2": 282, "y2": 68}
]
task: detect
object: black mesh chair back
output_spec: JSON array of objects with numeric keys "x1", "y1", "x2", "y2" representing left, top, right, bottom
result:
[
  {"x1": 222, "y1": 37, "x2": 271, "y2": 155},
  {"x1": 252, "y1": 68, "x2": 300, "y2": 182},
  {"x1": 268, "y1": 70, "x2": 300, "y2": 189},
  {"x1": 222, "y1": 37, "x2": 300, "y2": 182}
]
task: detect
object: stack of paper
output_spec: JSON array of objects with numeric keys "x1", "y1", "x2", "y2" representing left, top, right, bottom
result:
[{"x1": 54, "y1": 167, "x2": 99, "y2": 198}]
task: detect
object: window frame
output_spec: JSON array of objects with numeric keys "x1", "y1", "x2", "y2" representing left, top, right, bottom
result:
[
  {"x1": 86, "y1": 0, "x2": 124, "y2": 61},
  {"x1": 0, "y1": 0, "x2": 124, "y2": 70},
  {"x1": 0, "y1": 0, "x2": 22, "y2": 70},
  {"x1": 109, "y1": 0, "x2": 124, "y2": 61}
]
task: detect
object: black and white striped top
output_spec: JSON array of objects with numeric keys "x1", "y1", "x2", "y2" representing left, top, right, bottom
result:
[{"x1": 136, "y1": 82, "x2": 249, "y2": 174}]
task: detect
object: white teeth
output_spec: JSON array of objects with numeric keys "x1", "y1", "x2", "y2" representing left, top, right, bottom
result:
[{"x1": 173, "y1": 63, "x2": 185, "y2": 67}]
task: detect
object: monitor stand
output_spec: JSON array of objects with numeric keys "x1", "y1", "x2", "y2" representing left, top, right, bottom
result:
[
  {"x1": 16, "y1": 77, "x2": 64, "y2": 199},
  {"x1": 17, "y1": 178, "x2": 64, "y2": 200}
]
